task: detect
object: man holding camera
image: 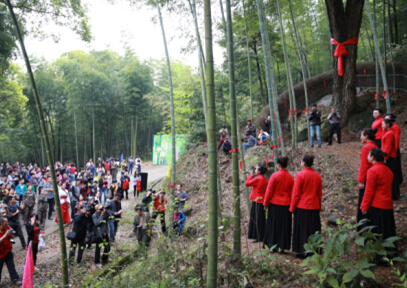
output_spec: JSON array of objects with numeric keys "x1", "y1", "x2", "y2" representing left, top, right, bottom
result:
[
  {"x1": 245, "y1": 119, "x2": 256, "y2": 138},
  {"x1": 85, "y1": 197, "x2": 97, "y2": 249},
  {"x1": 141, "y1": 189, "x2": 154, "y2": 212},
  {"x1": 132, "y1": 204, "x2": 152, "y2": 249},
  {"x1": 0, "y1": 217, "x2": 21, "y2": 285},
  {"x1": 327, "y1": 107, "x2": 342, "y2": 146},
  {"x1": 308, "y1": 103, "x2": 322, "y2": 148},
  {"x1": 152, "y1": 190, "x2": 167, "y2": 233},
  {"x1": 7, "y1": 197, "x2": 26, "y2": 249},
  {"x1": 175, "y1": 184, "x2": 188, "y2": 209},
  {"x1": 68, "y1": 205, "x2": 87, "y2": 266},
  {"x1": 106, "y1": 194, "x2": 122, "y2": 244},
  {"x1": 93, "y1": 204, "x2": 110, "y2": 267}
]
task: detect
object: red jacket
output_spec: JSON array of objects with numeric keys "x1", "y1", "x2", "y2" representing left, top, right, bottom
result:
[
  {"x1": 391, "y1": 123, "x2": 400, "y2": 151},
  {"x1": 372, "y1": 117, "x2": 384, "y2": 139},
  {"x1": 0, "y1": 227, "x2": 13, "y2": 258},
  {"x1": 153, "y1": 196, "x2": 167, "y2": 212},
  {"x1": 357, "y1": 141, "x2": 378, "y2": 183},
  {"x1": 360, "y1": 162, "x2": 393, "y2": 211},
  {"x1": 245, "y1": 175, "x2": 268, "y2": 204},
  {"x1": 382, "y1": 130, "x2": 396, "y2": 159},
  {"x1": 263, "y1": 169, "x2": 294, "y2": 206},
  {"x1": 289, "y1": 168, "x2": 322, "y2": 212},
  {"x1": 104, "y1": 162, "x2": 110, "y2": 171}
]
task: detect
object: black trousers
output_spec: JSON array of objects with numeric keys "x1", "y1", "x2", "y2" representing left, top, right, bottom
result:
[
  {"x1": 123, "y1": 189, "x2": 129, "y2": 200},
  {"x1": 32, "y1": 242, "x2": 38, "y2": 266},
  {"x1": 152, "y1": 211, "x2": 166, "y2": 233},
  {"x1": 0, "y1": 251, "x2": 19, "y2": 283},
  {"x1": 9, "y1": 221, "x2": 26, "y2": 248},
  {"x1": 95, "y1": 235, "x2": 110, "y2": 264},
  {"x1": 134, "y1": 186, "x2": 139, "y2": 198},
  {"x1": 47, "y1": 198, "x2": 55, "y2": 218},
  {"x1": 328, "y1": 123, "x2": 341, "y2": 144},
  {"x1": 69, "y1": 236, "x2": 86, "y2": 264}
]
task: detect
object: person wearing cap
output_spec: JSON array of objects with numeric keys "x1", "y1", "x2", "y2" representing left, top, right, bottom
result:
[
  {"x1": 132, "y1": 204, "x2": 152, "y2": 249},
  {"x1": 93, "y1": 203, "x2": 110, "y2": 267},
  {"x1": 218, "y1": 125, "x2": 229, "y2": 151},
  {"x1": 85, "y1": 197, "x2": 96, "y2": 249},
  {"x1": 68, "y1": 205, "x2": 87, "y2": 267},
  {"x1": 308, "y1": 103, "x2": 322, "y2": 148},
  {"x1": 327, "y1": 107, "x2": 342, "y2": 145},
  {"x1": 173, "y1": 208, "x2": 186, "y2": 236},
  {"x1": 245, "y1": 119, "x2": 257, "y2": 138},
  {"x1": 106, "y1": 194, "x2": 122, "y2": 243},
  {"x1": 243, "y1": 132, "x2": 258, "y2": 152},
  {"x1": 222, "y1": 137, "x2": 232, "y2": 155}
]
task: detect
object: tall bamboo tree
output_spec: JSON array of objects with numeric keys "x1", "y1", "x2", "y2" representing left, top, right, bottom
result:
[
  {"x1": 74, "y1": 110, "x2": 79, "y2": 166},
  {"x1": 242, "y1": 0, "x2": 254, "y2": 119},
  {"x1": 204, "y1": 0, "x2": 219, "y2": 283},
  {"x1": 156, "y1": 1, "x2": 176, "y2": 225},
  {"x1": 373, "y1": 0, "x2": 380, "y2": 109},
  {"x1": 5, "y1": 0, "x2": 69, "y2": 286},
  {"x1": 365, "y1": 0, "x2": 391, "y2": 113},
  {"x1": 225, "y1": 0, "x2": 241, "y2": 257}
]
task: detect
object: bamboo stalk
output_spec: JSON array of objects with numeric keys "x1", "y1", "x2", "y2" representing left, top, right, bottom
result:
[
  {"x1": 242, "y1": 0, "x2": 254, "y2": 120},
  {"x1": 5, "y1": 1, "x2": 69, "y2": 286}
]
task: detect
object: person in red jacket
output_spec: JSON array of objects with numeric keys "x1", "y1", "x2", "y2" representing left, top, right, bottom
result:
[
  {"x1": 263, "y1": 156, "x2": 294, "y2": 252},
  {"x1": 152, "y1": 190, "x2": 167, "y2": 233},
  {"x1": 385, "y1": 114, "x2": 403, "y2": 185},
  {"x1": 357, "y1": 128, "x2": 378, "y2": 231},
  {"x1": 245, "y1": 165, "x2": 268, "y2": 243},
  {"x1": 360, "y1": 148, "x2": 396, "y2": 264},
  {"x1": 289, "y1": 155, "x2": 322, "y2": 259},
  {"x1": 382, "y1": 119, "x2": 400, "y2": 200},
  {"x1": 372, "y1": 108, "x2": 384, "y2": 148}
]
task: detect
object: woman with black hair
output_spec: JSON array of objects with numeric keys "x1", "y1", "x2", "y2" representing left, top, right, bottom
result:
[
  {"x1": 290, "y1": 155, "x2": 322, "y2": 259},
  {"x1": 245, "y1": 165, "x2": 268, "y2": 242},
  {"x1": 25, "y1": 213, "x2": 40, "y2": 268},
  {"x1": 385, "y1": 114, "x2": 403, "y2": 185},
  {"x1": 382, "y1": 119, "x2": 400, "y2": 199},
  {"x1": 263, "y1": 156, "x2": 294, "y2": 252},
  {"x1": 372, "y1": 109, "x2": 384, "y2": 148},
  {"x1": 357, "y1": 128, "x2": 378, "y2": 231},
  {"x1": 361, "y1": 148, "x2": 396, "y2": 262}
]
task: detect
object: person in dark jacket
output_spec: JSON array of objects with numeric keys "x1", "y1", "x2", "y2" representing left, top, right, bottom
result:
[
  {"x1": 93, "y1": 204, "x2": 110, "y2": 266},
  {"x1": 327, "y1": 107, "x2": 342, "y2": 145},
  {"x1": 70, "y1": 179, "x2": 82, "y2": 216},
  {"x1": 85, "y1": 198, "x2": 96, "y2": 249},
  {"x1": 25, "y1": 213, "x2": 40, "y2": 267},
  {"x1": 106, "y1": 195, "x2": 122, "y2": 243},
  {"x1": 68, "y1": 205, "x2": 87, "y2": 266},
  {"x1": 132, "y1": 204, "x2": 152, "y2": 249},
  {"x1": 222, "y1": 137, "x2": 232, "y2": 155},
  {"x1": 245, "y1": 119, "x2": 257, "y2": 137},
  {"x1": 308, "y1": 103, "x2": 322, "y2": 148},
  {"x1": 290, "y1": 155, "x2": 322, "y2": 259},
  {"x1": 141, "y1": 189, "x2": 154, "y2": 212}
]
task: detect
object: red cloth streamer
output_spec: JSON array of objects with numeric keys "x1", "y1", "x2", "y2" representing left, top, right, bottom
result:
[
  {"x1": 266, "y1": 156, "x2": 269, "y2": 164},
  {"x1": 274, "y1": 113, "x2": 276, "y2": 120},
  {"x1": 306, "y1": 87, "x2": 310, "y2": 91},
  {"x1": 323, "y1": 80, "x2": 327, "y2": 90},
  {"x1": 331, "y1": 37, "x2": 359, "y2": 76},
  {"x1": 284, "y1": 100, "x2": 287, "y2": 109},
  {"x1": 250, "y1": 118, "x2": 253, "y2": 123},
  {"x1": 389, "y1": 59, "x2": 393, "y2": 63},
  {"x1": 305, "y1": 108, "x2": 309, "y2": 113},
  {"x1": 229, "y1": 148, "x2": 238, "y2": 154},
  {"x1": 239, "y1": 161, "x2": 244, "y2": 171},
  {"x1": 383, "y1": 89, "x2": 388, "y2": 99},
  {"x1": 288, "y1": 110, "x2": 292, "y2": 120},
  {"x1": 278, "y1": 136, "x2": 283, "y2": 146},
  {"x1": 363, "y1": 69, "x2": 366, "y2": 75},
  {"x1": 374, "y1": 66, "x2": 376, "y2": 72},
  {"x1": 169, "y1": 184, "x2": 175, "y2": 189},
  {"x1": 270, "y1": 145, "x2": 278, "y2": 158},
  {"x1": 374, "y1": 94, "x2": 378, "y2": 101}
]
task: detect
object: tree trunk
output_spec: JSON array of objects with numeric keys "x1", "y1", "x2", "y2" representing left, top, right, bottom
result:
[
  {"x1": 5, "y1": 1, "x2": 69, "y2": 286},
  {"x1": 242, "y1": 0, "x2": 253, "y2": 119},
  {"x1": 392, "y1": 0, "x2": 398, "y2": 44},
  {"x1": 324, "y1": 0, "x2": 365, "y2": 124},
  {"x1": 252, "y1": 44, "x2": 266, "y2": 106}
]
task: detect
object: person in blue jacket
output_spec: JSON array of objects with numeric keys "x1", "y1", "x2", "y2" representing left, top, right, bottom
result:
[{"x1": 173, "y1": 209, "x2": 185, "y2": 236}]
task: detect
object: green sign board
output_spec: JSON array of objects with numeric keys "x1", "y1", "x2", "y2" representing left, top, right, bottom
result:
[{"x1": 152, "y1": 134, "x2": 187, "y2": 165}]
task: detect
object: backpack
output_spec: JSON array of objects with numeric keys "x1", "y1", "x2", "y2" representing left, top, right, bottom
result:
[{"x1": 122, "y1": 179, "x2": 129, "y2": 190}]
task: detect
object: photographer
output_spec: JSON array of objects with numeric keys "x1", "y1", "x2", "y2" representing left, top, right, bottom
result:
[
  {"x1": 37, "y1": 188, "x2": 48, "y2": 232},
  {"x1": 0, "y1": 217, "x2": 21, "y2": 285},
  {"x1": 141, "y1": 189, "x2": 154, "y2": 212},
  {"x1": 25, "y1": 213, "x2": 40, "y2": 267},
  {"x1": 308, "y1": 103, "x2": 322, "y2": 148},
  {"x1": 7, "y1": 197, "x2": 26, "y2": 249},
  {"x1": 152, "y1": 190, "x2": 167, "y2": 233},
  {"x1": 327, "y1": 107, "x2": 342, "y2": 145},
  {"x1": 132, "y1": 204, "x2": 152, "y2": 249},
  {"x1": 93, "y1": 204, "x2": 110, "y2": 267},
  {"x1": 68, "y1": 205, "x2": 87, "y2": 267},
  {"x1": 106, "y1": 194, "x2": 122, "y2": 243}
]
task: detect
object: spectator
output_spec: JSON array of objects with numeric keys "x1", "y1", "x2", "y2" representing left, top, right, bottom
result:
[
  {"x1": 120, "y1": 172, "x2": 130, "y2": 200},
  {"x1": 55, "y1": 183, "x2": 71, "y2": 224},
  {"x1": 128, "y1": 156, "x2": 135, "y2": 175},
  {"x1": 265, "y1": 115, "x2": 272, "y2": 136},
  {"x1": 37, "y1": 187, "x2": 48, "y2": 233},
  {"x1": 96, "y1": 164, "x2": 105, "y2": 182},
  {"x1": 68, "y1": 205, "x2": 87, "y2": 267},
  {"x1": 69, "y1": 163, "x2": 76, "y2": 183},
  {"x1": 133, "y1": 170, "x2": 142, "y2": 198},
  {"x1": 93, "y1": 204, "x2": 110, "y2": 267},
  {"x1": 327, "y1": 107, "x2": 342, "y2": 145},
  {"x1": 109, "y1": 157, "x2": 118, "y2": 181},
  {"x1": 173, "y1": 208, "x2": 186, "y2": 236},
  {"x1": 70, "y1": 179, "x2": 82, "y2": 216},
  {"x1": 245, "y1": 119, "x2": 256, "y2": 138},
  {"x1": 243, "y1": 132, "x2": 258, "y2": 152},
  {"x1": 217, "y1": 125, "x2": 229, "y2": 150},
  {"x1": 175, "y1": 184, "x2": 188, "y2": 209},
  {"x1": 132, "y1": 204, "x2": 152, "y2": 249},
  {"x1": 85, "y1": 198, "x2": 96, "y2": 250},
  {"x1": 44, "y1": 176, "x2": 55, "y2": 220},
  {"x1": 135, "y1": 156, "x2": 142, "y2": 173},
  {"x1": 107, "y1": 194, "x2": 122, "y2": 244},
  {"x1": 15, "y1": 179, "x2": 27, "y2": 206},
  {"x1": 222, "y1": 137, "x2": 232, "y2": 155},
  {"x1": 7, "y1": 197, "x2": 26, "y2": 249},
  {"x1": 257, "y1": 128, "x2": 270, "y2": 144},
  {"x1": 0, "y1": 217, "x2": 21, "y2": 285},
  {"x1": 308, "y1": 103, "x2": 322, "y2": 148},
  {"x1": 25, "y1": 213, "x2": 40, "y2": 268},
  {"x1": 99, "y1": 174, "x2": 108, "y2": 204},
  {"x1": 141, "y1": 189, "x2": 154, "y2": 212},
  {"x1": 152, "y1": 190, "x2": 167, "y2": 234},
  {"x1": 22, "y1": 185, "x2": 36, "y2": 223}
]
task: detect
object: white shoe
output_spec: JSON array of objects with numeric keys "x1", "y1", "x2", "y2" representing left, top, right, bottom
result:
[
  {"x1": 35, "y1": 266, "x2": 39, "y2": 271},
  {"x1": 96, "y1": 264, "x2": 102, "y2": 269}
]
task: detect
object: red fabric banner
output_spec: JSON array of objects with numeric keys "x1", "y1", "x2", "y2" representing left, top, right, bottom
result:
[
  {"x1": 305, "y1": 108, "x2": 309, "y2": 113},
  {"x1": 363, "y1": 69, "x2": 366, "y2": 75},
  {"x1": 323, "y1": 80, "x2": 327, "y2": 90},
  {"x1": 278, "y1": 136, "x2": 283, "y2": 146},
  {"x1": 270, "y1": 145, "x2": 278, "y2": 158},
  {"x1": 288, "y1": 110, "x2": 292, "y2": 120},
  {"x1": 239, "y1": 161, "x2": 244, "y2": 171},
  {"x1": 383, "y1": 89, "x2": 388, "y2": 99},
  {"x1": 390, "y1": 59, "x2": 393, "y2": 63},
  {"x1": 265, "y1": 156, "x2": 269, "y2": 164},
  {"x1": 374, "y1": 66, "x2": 376, "y2": 72},
  {"x1": 374, "y1": 94, "x2": 378, "y2": 101},
  {"x1": 331, "y1": 37, "x2": 359, "y2": 76},
  {"x1": 306, "y1": 87, "x2": 310, "y2": 91},
  {"x1": 284, "y1": 100, "x2": 287, "y2": 109},
  {"x1": 169, "y1": 184, "x2": 175, "y2": 189},
  {"x1": 229, "y1": 148, "x2": 238, "y2": 154},
  {"x1": 274, "y1": 113, "x2": 276, "y2": 120}
]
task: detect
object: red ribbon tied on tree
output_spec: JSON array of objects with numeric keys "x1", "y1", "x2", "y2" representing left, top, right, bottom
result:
[
  {"x1": 323, "y1": 80, "x2": 327, "y2": 90},
  {"x1": 284, "y1": 100, "x2": 287, "y2": 109},
  {"x1": 363, "y1": 69, "x2": 367, "y2": 75},
  {"x1": 305, "y1": 108, "x2": 309, "y2": 113},
  {"x1": 239, "y1": 160, "x2": 244, "y2": 171},
  {"x1": 278, "y1": 136, "x2": 283, "y2": 146},
  {"x1": 374, "y1": 94, "x2": 378, "y2": 102},
  {"x1": 169, "y1": 184, "x2": 175, "y2": 189},
  {"x1": 331, "y1": 37, "x2": 359, "y2": 76},
  {"x1": 374, "y1": 66, "x2": 376, "y2": 72},
  {"x1": 229, "y1": 148, "x2": 238, "y2": 154},
  {"x1": 274, "y1": 113, "x2": 276, "y2": 120},
  {"x1": 383, "y1": 89, "x2": 388, "y2": 99},
  {"x1": 306, "y1": 87, "x2": 310, "y2": 91},
  {"x1": 270, "y1": 145, "x2": 278, "y2": 158}
]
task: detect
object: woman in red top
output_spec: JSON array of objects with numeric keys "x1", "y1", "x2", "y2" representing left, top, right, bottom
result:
[
  {"x1": 25, "y1": 213, "x2": 40, "y2": 267},
  {"x1": 385, "y1": 114, "x2": 403, "y2": 185},
  {"x1": 289, "y1": 155, "x2": 322, "y2": 258},
  {"x1": 152, "y1": 190, "x2": 168, "y2": 233},
  {"x1": 245, "y1": 165, "x2": 268, "y2": 242},
  {"x1": 382, "y1": 119, "x2": 400, "y2": 199},
  {"x1": 360, "y1": 148, "x2": 396, "y2": 259},
  {"x1": 372, "y1": 109, "x2": 384, "y2": 148},
  {"x1": 263, "y1": 156, "x2": 294, "y2": 252},
  {"x1": 356, "y1": 128, "x2": 378, "y2": 231}
]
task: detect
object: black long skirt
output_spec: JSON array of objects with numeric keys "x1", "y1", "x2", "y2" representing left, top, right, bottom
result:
[
  {"x1": 367, "y1": 207, "x2": 396, "y2": 243},
  {"x1": 292, "y1": 208, "x2": 321, "y2": 255},
  {"x1": 263, "y1": 203, "x2": 292, "y2": 251},
  {"x1": 386, "y1": 157, "x2": 400, "y2": 200},
  {"x1": 248, "y1": 202, "x2": 266, "y2": 241},
  {"x1": 374, "y1": 139, "x2": 382, "y2": 149},
  {"x1": 357, "y1": 188, "x2": 368, "y2": 232},
  {"x1": 396, "y1": 150, "x2": 403, "y2": 185}
]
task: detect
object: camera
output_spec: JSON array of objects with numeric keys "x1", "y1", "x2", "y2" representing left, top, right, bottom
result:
[{"x1": 9, "y1": 228, "x2": 16, "y2": 244}]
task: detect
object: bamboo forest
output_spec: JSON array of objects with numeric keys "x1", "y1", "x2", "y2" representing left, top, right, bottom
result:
[{"x1": 0, "y1": 0, "x2": 407, "y2": 287}]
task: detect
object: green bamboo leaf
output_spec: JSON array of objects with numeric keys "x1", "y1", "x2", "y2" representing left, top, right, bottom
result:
[{"x1": 359, "y1": 269, "x2": 376, "y2": 279}]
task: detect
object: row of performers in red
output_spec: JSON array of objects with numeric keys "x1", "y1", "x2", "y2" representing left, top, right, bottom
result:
[{"x1": 246, "y1": 144, "x2": 399, "y2": 259}]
